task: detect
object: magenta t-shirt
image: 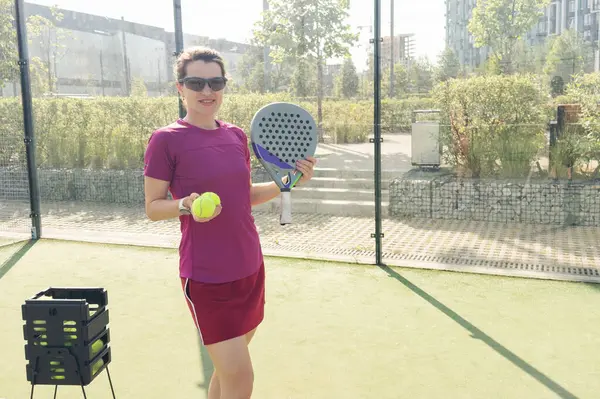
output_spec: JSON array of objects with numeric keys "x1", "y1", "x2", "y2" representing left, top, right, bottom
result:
[{"x1": 144, "y1": 119, "x2": 263, "y2": 284}]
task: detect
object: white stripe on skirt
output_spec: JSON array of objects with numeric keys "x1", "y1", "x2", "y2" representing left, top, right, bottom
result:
[{"x1": 183, "y1": 278, "x2": 204, "y2": 345}]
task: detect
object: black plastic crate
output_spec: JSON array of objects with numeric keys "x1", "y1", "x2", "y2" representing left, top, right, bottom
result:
[{"x1": 22, "y1": 287, "x2": 112, "y2": 387}]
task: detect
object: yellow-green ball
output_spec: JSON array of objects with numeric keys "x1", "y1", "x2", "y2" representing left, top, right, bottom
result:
[
  {"x1": 202, "y1": 192, "x2": 221, "y2": 206},
  {"x1": 191, "y1": 197, "x2": 216, "y2": 218},
  {"x1": 91, "y1": 358, "x2": 104, "y2": 375},
  {"x1": 90, "y1": 339, "x2": 104, "y2": 356}
]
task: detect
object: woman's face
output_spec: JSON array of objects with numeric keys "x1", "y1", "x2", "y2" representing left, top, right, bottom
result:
[{"x1": 177, "y1": 60, "x2": 225, "y2": 119}]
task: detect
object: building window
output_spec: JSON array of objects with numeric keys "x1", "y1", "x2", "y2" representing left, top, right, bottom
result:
[
  {"x1": 569, "y1": 0, "x2": 575, "y2": 12},
  {"x1": 538, "y1": 20, "x2": 547, "y2": 33},
  {"x1": 550, "y1": 19, "x2": 557, "y2": 35},
  {"x1": 550, "y1": 3, "x2": 557, "y2": 18}
]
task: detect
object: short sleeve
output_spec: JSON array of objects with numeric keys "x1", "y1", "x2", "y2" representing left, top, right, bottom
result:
[
  {"x1": 243, "y1": 135, "x2": 251, "y2": 171},
  {"x1": 144, "y1": 130, "x2": 175, "y2": 182},
  {"x1": 230, "y1": 125, "x2": 251, "y2": 172}
]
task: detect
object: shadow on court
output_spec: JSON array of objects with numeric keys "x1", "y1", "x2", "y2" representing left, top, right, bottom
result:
[
  {"x1": 583, "y1": 282, "x2": 600, "y2": 292},
  {"x1": 377, "y1": 264, "x2": 578, "y2": 399},
  {"x1": 0, "y1": 239, "x2": 37, "y2": 280},
  {"x1": 198, "y1": 336, "x2": 215, "y2": 395}
]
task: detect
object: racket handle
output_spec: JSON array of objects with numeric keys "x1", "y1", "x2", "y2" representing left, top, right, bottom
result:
[{"x1": 280, "y1": 190, "x2": 292, "y2": 225}]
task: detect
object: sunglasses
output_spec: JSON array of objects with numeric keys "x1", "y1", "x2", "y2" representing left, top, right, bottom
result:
[{"x1": 178, "y1": 77, "x2": 228, "y2": 92}]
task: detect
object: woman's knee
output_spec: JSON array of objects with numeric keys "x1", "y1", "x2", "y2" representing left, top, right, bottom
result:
[
  {"x1": 220, "y1": 361, "x2": 253, "y2": 392},
  {"x1": 206, "y1": 337, "x2": 254, "y2": 398}
]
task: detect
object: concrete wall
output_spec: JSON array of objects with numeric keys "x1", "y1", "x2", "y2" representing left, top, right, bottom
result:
[{"x1": 2, "y1": 2, "x2": 254, "y2": 97}]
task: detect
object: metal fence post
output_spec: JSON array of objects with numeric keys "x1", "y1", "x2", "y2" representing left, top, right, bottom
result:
[
  {"x1": 373, "y1": 0, "x2": 383, "y2": 265},
  {"x1": 15, "y1": 0, "x2": 42, "y2": 239}
]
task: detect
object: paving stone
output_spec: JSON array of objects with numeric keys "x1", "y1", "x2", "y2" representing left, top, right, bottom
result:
[{"x1": 1, "y1": 200, "x2": 599, "y2": 281}]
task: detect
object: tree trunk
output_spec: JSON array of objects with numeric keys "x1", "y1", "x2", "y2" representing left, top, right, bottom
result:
[
  {"x1": 316, "y1": 0, "x2": 323, "y2": 142},
  {"x1": 317, "y1": 52, "x2": 323, "y2": 142},
  {"x1": 47, "y1": 49, "x2": 53, "y2": 93}
]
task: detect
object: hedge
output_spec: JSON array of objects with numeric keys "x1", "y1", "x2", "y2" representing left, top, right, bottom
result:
[
  {"x1": 432, "y1": 74, "x2": 552, "y2": 178},
  {"x1": 0, "y1": 94, "x2": 432, "y2": 170}
]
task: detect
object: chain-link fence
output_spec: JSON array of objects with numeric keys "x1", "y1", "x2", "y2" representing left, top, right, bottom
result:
[
  {"x1": 2, "y1": 0, "x2": 599, "y2": 282},
  {"x1": 0, "y1": 0, "x2": 33, "y2": 246}
]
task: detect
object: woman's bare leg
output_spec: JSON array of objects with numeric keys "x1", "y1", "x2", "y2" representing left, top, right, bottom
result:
[{"x1": 206, "y1": 328, "x2": 258, "y2": 399}]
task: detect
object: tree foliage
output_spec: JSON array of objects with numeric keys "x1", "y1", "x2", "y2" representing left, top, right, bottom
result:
[
  {"x1": 544, "y1": 29, "x2": 594, "y2": 78},
  {"x1": 468, "y1": 0, "x2": 550, "y2": 71},
  {"x1": 434, "y1": 48, "x2": 461, "y2": 83},
  {"x1": 432, "y1": 74, "x2": 548, "y2": 177},
  {"x1": 252, "y1": 0, "x2": 357, "y2": 95},
  {"x1": 334, "y1": 56, "x2": 359, "y2": 98},
  {"x1": 0, "y1": 0, "x2": 65, "y2": 94}
]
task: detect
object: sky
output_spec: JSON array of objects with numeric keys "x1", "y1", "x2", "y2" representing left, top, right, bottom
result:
[{"x1": 28, "y1": 0, "x2": 446, "y2": 69}]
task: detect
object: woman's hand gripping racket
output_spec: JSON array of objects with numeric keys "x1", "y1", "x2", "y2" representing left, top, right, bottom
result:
[{"x1": 250, "y1": 102, "x2": 318, "y2": 225}]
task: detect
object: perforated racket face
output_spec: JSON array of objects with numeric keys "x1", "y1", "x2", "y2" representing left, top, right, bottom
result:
[{"x1": 250, "y1": 102, "x2": 318, "y2": 188}]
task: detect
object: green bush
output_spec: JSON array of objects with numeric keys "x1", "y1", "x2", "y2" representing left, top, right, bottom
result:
[
  {"x1": 432, "y1": 74, "x2": 549, "y2": 178},
  {"x1": 0, "y1": 94, "x2": 436, "y2": 170},
  {"x1": 0, "y1": 100, "x2": 26, "y2": 167},
  {"x1": 550, "y1": 73, "x2": 600, "y2": 179},
  {"x1": 381, "y1": 97, "x2": 435, "y2": 133}
]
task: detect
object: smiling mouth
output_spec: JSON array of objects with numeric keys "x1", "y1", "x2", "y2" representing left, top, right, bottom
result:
[{"x1": 198, "y1": 99, "x2": 215, "y2": 105}]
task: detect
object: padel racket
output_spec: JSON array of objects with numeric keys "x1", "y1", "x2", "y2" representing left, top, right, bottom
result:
[{"x1": 250, "y1": 102, "x2": 318, "y2": 225}]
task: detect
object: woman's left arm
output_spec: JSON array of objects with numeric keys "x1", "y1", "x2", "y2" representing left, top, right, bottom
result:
[{"x1": 250, "y1": 157, "x2": 317, "y2": 207}]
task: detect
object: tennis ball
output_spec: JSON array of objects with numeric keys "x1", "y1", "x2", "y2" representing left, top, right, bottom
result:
[
  {"x1": 90, "y1": 339, "x2": 104, "y2": 356},
  {"x1": 202, "y1": 192, "x2": 221, "y2": 206},
  {"x1": 191, "y1": 196, "x2": 216, "y2": 218},
  {"x1": 91, "y1": 358, "x2": 104, "y2": 375}
]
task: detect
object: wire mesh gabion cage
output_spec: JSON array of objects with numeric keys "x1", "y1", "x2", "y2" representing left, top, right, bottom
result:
[{"x1": 22, "y1": 287, "x2": 116, "y2": 398}]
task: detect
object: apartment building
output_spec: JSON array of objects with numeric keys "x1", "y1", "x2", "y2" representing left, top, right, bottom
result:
[
  {"x1": 445, "y1": 0, "x2": 600, "y2": 71},
  {"x1": 381, "y1": 33, "x2": 415, "y2": 67}
]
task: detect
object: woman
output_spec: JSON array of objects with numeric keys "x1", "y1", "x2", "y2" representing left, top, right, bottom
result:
[{"x1": 143, "y1": 46, "x2": 317, "y2": 399}]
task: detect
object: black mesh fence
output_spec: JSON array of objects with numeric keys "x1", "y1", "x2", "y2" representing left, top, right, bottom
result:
[
  {"x1": 0, "y1": 0, "x2": 31, "y2": 245},
  {"x1": 3, "y1": 0, "x2": 600, "y2": 280},
  {"x1": 1, "y1": 0, "x2": 378, "y2": 258}
]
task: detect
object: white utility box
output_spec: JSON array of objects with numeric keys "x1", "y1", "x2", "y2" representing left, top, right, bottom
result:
[{"x1": 411, "y1": 110, "x2": 441, "y2": 169}]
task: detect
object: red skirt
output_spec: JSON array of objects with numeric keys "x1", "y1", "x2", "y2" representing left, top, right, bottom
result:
[{"x1": 181, "y1": 263, "x2": 265, "y2": 346}]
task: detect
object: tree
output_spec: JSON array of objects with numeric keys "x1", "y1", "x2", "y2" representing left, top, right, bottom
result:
[
  {"x1": 0, "y1": 0, "x2": 64, "y2": 95},
  {"x1": 434, "y1": 48, "x2": 461, "y2": 83},
  {"x1": 511, "y1": 38, "x2": 548, "y2": 74},
  {"x1": 468, "y1": 0, "x2": 550, "y2": 73},
  {"x1": 334, "y1": 56, "x2": 359, "y2": 98},
  {"x1": 27, "y1": 7, "x2": 70, "y2": 93},
  {"x1": 253, "y1": 0, "x2": 358, "y2": 140},
  {"x1": 381, "y1": 61, "x2": 408, "y2": 98},
  {"x1": 130, "y1": 77, "x2": 148, "y2": 97},
  {"x1": 544, "y1": 29, "x2": 594, "y2": 79},
  {"x1": 0, "y1": 0, "x2": 18, "y2": 89},
  {"x1": 408, "y1": 57, "x2": 434, "y2": 94},
  {"x1": 237, "y1": 42, "x2": 293, "y2": 93}
]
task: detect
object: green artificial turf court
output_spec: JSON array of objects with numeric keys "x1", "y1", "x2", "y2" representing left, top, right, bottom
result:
[{"x1": 0, "y1": 239, "x2": 599, "y2": 399}]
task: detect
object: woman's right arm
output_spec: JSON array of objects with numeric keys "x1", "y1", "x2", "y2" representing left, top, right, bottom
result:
[
  {"x1": 144, "y1": 176, "x2": 193, "y2": 221},
  {"x1": 144, "y1": 131, "x2": 220, "y2": 222},
  {"x1": 143, "y1": 131, "x2": 192, "y2": 221},
  {"x1": 144, "y1": 177, "x2": 221, "y2": 222}
]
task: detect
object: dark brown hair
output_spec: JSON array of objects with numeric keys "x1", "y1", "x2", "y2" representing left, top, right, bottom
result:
[{"x1": 175, "y1": 46, "x2": 226, "y2": 80}]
